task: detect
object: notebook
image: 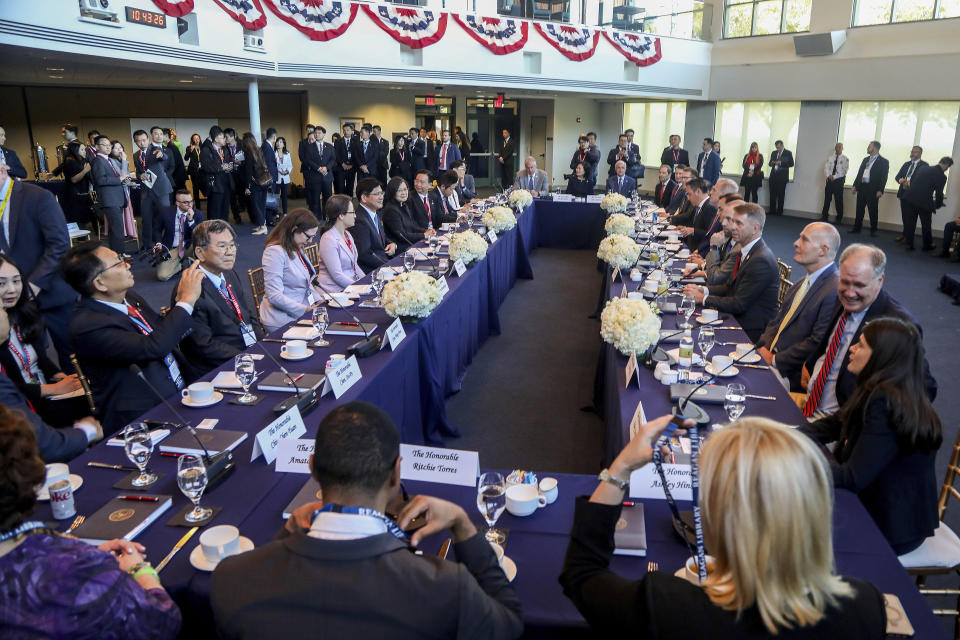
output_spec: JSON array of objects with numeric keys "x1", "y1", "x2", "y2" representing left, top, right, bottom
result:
[
  {"x1": 256, "y1": 372, "x2": 325, "y2": 393},
  {"x1": 158, "y1": 429, "x2": 248, "y2": 456},
  {"x1": 613, "y1": 503, "x2": 647, "y2": 557},
  {"x1": 325, "y1": 322, "x2": 378, "y2": 336},
  {"x1": 282, "y1": 478, "x2": 324, "y2": 520},
  {"x1": 106, "y1": 428, "x2": 170, "y2": 447},
  {"x1": 73, "y1": 495, "x2": 173, "y2": 545},
  {"x1": 282, "y1": 326, "x2": 320, "y2": 340}
]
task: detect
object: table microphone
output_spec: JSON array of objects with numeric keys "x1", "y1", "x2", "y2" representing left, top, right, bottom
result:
[
  {"x1": 311, "y1": 276, "x2": 382, "y2": 357},
  {"x1": 675, "y1": 343, "x2": 759, "y2": 424},
  {"x1": 392, "y1": 229, "x2": 445, "y2": 278},
  {"x1": 650, "y1": 328, "x2": 685, "y2": 363},
  {"x1": 129, "y1": 365, "x2": 235, "y2": 489},
  {"x1": 255, "y1": 342, "x2": 321, "y2": 416}
]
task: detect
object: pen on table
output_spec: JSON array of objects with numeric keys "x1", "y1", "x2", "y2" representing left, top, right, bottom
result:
[
  {"x1": 744, "y1": 394, "x2": 777, "y2": 400},
  {"x1": 262, "y1": 338, "x2": 289, "y2": 343},
  {"x1": 338, "y1": 321, "x2": 360, "y2": 326},
  {"x1": 291, "y1": 373, "x2": 304, "y2": 383},
  {"x1": 87, "y1": 462, "x2": 138, "y2": 472},
  {"x1": 622, "y1": 501, "x2": 637, "y2": 507},
  {"x1": 118, "y1": 495, "x2": 160, "y2": 502}
]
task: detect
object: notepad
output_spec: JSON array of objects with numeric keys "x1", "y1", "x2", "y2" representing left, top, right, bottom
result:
[
  {"x1": 73, "y1": 495, "x2": 173, "y2": 545},
  {"x1": 325, "y1": 322, "x2": 377, "y2": 336},
  {"x1": 106, "y1": 429, "x2": 170, "y2": 447},
  {"x1": 282, "y1": 326, "x2": 320, "y2": 340},
  {"x1": 613, "y1": 503, "x2": 647, "y2": 557},
  {"x1": 256, "y1": 372, "x2": 325, "y2": 393},
  {"x1": 158, "y1": 429, "x2": 248, "y2": 456}
]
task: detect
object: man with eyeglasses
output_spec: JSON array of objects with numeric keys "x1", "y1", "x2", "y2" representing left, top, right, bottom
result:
[
  {"x1": 353, "y1": 178, "x2": 397, "y2": 272},
  {"x1": 61, "y1": 241, "x2": 204, "y2": 436},
  {"x1": 157, "y1": 189, "x2": 205, "y2": 261},
  {"x1": 175, "y1": 220, "x2": 262, "y2": 375}
]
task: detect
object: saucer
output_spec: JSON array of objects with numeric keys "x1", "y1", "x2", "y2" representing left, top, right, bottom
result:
[
  {"x1": 181, "y1": 392, "x2": 224, "y2": 408},
  {"x1": 501, "y1": 556, "x2": 517, "y2": 582},
  {"x1": 696, "y1": 316, "x2": 721, "y2": 325},
  {"x1": 280, "y1": 348, "x2": 314, "y2": 361},
  {"x1": 189, "y1": 536, "x2": 255, "y2": 571},
  {"x1": 729, "y1": 350, "x2": 761, "y2": 363},
  {"x1": 37, "y1": 474, "x2": 83, "y2": 500},
  {"x1": 326, "y1": 299, "x2": 354, "y2": 308},
  {"x1": 705, "y1": 364, "x2": 739, "y2": 378}
]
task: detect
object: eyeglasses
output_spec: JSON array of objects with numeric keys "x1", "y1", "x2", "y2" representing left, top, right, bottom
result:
[
  {"x1": 299, "y1": 230, "x2": 317, "y2": 242},
  {"x1": 369, "y1": 190, "x2": 384, "y2": 197},
  {"x1": 97, "y1": 256, "x2": 133, "y2": 277},
  {"x1": 177, "y1": 199, "x2": 194, "y2": 205},
  {"x1": 207, "y1": 242, "x2": 237, "y2": 252}
]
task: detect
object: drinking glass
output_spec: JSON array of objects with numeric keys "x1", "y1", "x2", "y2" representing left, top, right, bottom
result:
[
  {"x1": 123, "y1": 422, "x2": 158, "y2": 487},
  {"x1": 234, "y1": 354, "x2": 257, "y2": 404},
  {"x1": 177, "y1": 454, "x2": 212, "y2": 523},
  {"x1": 403, "y1": 251, "x2": 416, "y2": 272},
  {"x1": 724, "y1": 383, "x2": 746, "y2": 422},
  {"x1": 428, "y1": 235, "x2": 440, "y2": 256},
  {"x1": 312, "y1": 305, "x2": 330, "y2": 347},
  {"x1": 697, "y1": 327, "x2": 715, "y2": 362},
  {"x1": 371, "y1": 270, "x2": 386, "y2": 306},
  {"x1": 679, "y1": 294, "x2": 696, "y2": 329},
  {"x1": 476, "y1": 472, "x2": 507, "y2": 545}
]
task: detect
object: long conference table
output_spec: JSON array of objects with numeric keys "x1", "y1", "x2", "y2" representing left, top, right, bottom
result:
[{"x1": 35, "y1": 200, "x2": 943, "y2": 639}]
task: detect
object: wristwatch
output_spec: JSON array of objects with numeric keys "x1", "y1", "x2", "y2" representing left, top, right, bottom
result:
[{"x1": 598, "y1": 468, "x2": 629, "y2": 490}]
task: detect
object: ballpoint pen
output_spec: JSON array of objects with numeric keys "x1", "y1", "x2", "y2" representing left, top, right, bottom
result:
[
  {"x1": 87, "y1": 462, "x2": 138, "y2": 472},
  {"x1": 118, "y1": 495, "x2": 160, "y2": 502}
]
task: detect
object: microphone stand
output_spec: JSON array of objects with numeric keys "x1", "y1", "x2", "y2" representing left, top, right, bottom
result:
[
  {"x1": 311, "y1": 276, "x2": 383, "y2": 357},
  {"x1": 256, "y1": 343, "x2": 321, "y2": 416},
  {"x1": 674, "y1": 344, "x2": 759, "y2": 424},
  {"x1": 393, "y1": 228, "x2": 445, "y2": 278}
]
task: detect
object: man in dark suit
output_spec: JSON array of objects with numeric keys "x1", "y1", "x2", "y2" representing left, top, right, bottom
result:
[
  {"x1": 665, "y1": 165, "x2": 691, "y2": 215},
  {"x1": 262, "y1": 127, "x2": 279, "y2": 187},
  {"x1": 209, "y1": 402, "x2": 523, "y2": 639},
  {"x1": 408, "y1": 127, "x2": 427, "y2": 172},
  {"x1": 175, "y1": 220, "x2": 262, "y2": 375},
  {"x1": 623, "y1": 128, "x2": 643, "y2": 180},
  {"x1": 133, "y1": 128, "x2": 175, "y2": 246},
  {"x1": 353, "y1": 178, "x2": 397, "y2": 272},
  {"x1": 605, "y1": 161, "x2": 637, "y2": 197},
  {"x1": 372, "y1": 125, "x2": 390, "y2": 186},
  {"x1": 695, "y1": 138, "x2": 721, "y2": 187},
  {"x1": 336, "y1": 123, "x2": 360, "y2": 195},
  {"x1": 199, "y1": 126, "x2": 235, "y2": 222},
  {"x1": 61, "y1": 242, "x2": 204, "y2": 435},
  {"x1": 298, "y1": 124, "x2": 316, "y2": 209},
  {"x1": 683, "y1": 202, "x2": 780, "y2": 342},
  {"x1": 756, "y1": 222, "x2": 841, "y2": 390},
  {"x1": 425, "y1": 133, "x2": 437, "y2": 176},
  {"x1": 356, "y1": 125, "x2": 380, "y2": 183},
  {"x1": 685, "y1": 194, "x2": 744, "y2": 286},
  {"x1": 654, "y1": 164, "x2": 676, "y2": 208},
  {"x1": 498, "y1": 129, "x2": 515, "y2": 189},
  {"x1": 800, "y1": 244, "x2": 936, "y2": 420},
  {"x1": 606, "y1": 134, "x2": 633, "y2": 177},
  {"x1": 660, "y1": 134, "x2": 689, "y2": 174},
  {"x1": 767, "y1": 140, "x2": 794, "y2": 216},
  {"x1": 224, "y1": 129, "x2": 245, "y2": 225},
  {"x1": 0, "y1": 125, "x2": 27, "y2": 179},
  {"x1": 902, "y1": 157, "x2": 952, "y2": 251},
  {"x1": 851, "y1": 140, "x2": 889, "y2": 236},
  {"x1": 157, "y1": 189, "x2": 204, "y2": 260},
  {"x1": 434, "y1": 129, "x2": 462, "y2": 174},
  {"x1": 89, "y1": 135, "x2": 128, "y2": 255},
  {"x1": 678, "y1": 178, "x2": 719, "y2": 255},
  {"x1": 0, "y1": 164, "x2": 78, "y2": 369},
  {"x1": 301, "y1": 127, "x2": 336, "y2": 217},
  {"x1": 894, "y1": 146, "x2": 927, "y2": 244},
  {"x1": 431, "y1": 171, "x2": 461, "y2": 231},
  {"x1": 410, "y1": 169, "x2": 440, "y2": 231}
]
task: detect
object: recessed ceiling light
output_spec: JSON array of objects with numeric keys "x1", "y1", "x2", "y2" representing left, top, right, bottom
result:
[
  {"x1": 291, "y1": 82, "x2": 304, "y2": 86},
  {"x1": 179, "y1": 79, "x2": 193, "y2": 83},
  {"x1": 193, "y1": 75, "x2": 206, "y2": 79},
  {"x1": 48, "y1": 75, "x2": 63, "y2": 79},
  {"x1": 46, "y1": 67, "x2": 64, "y2": 72}
]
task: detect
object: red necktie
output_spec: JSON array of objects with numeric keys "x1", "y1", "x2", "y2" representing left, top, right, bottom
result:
[
  {"x1": 441, "y1": 144, "x2": 447, "y2": 169},
  {"x1": 732, "y1": 253, "x2": 742, "y2": 279},
  {"x1": 803, "y1": 312, "x2": 851, "y2": 417},
  {"x1": 423, "y1": 195, "x2": 431, "y2": 225}
]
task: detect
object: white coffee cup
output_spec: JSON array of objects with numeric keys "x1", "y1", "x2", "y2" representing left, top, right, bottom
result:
[
  {"x1": 654, "y1": 361, "x2": 671, "y2": 381},
  {"x1": 200, "y1": 525, "x2": 240, "y2": 563},
  {"x1": 711, "y1": 354, "x2": 733, "y2": 372},
  {"x1": 44, "y1": 462, "x2": 70, "y2": 488},
  {"x1": 325, "y1": 354, "x2": 346, "y2": 370},
  {"x1": 505, "y1": 483, "x2": 546, "y2": 517},
  {"x1": 182, "y1": 381, "x2": 214, "y2": 403},
  {"x1": 539, "y1": 477, "x2": 559, "y2": 504},
  {"x1": 281, "y1": 339, "x2": 308, "y2": 358},
  {"x1": 331, "y1": 292, "x2": 350, "y2": 306},
  {"x1": 700, "y1": 308, "x2": 719, "y2": 322},
  {"x1": 660, "y1": 370, "x2": 679, "y2": 385},
  {"x1": 678, "y1": 249, "x2": 690, "y2": 258},
  {"x1": 683, "y1": 554, "x2": 716, "y2": 585},
  {"x1": 735, "y1": 343, "x2": 753, "y2": 357},
  {"x1": 489, "y1": 541, "x2": 505, "y2": 566},
  {"x1": 629, "y1": 269, "x2": 643, "y2": 282}
]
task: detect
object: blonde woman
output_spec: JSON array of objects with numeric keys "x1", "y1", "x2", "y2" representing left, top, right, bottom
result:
[{"x1": 560, "y1": 416, "x2": 885, "y2": 638}]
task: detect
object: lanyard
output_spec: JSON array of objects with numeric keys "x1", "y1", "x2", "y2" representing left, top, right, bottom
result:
[
  {"x1": 312, "y1": 504, "x2": 408, "y2": 542},
  {"x1": 126, "y1": 304, "x2": 154, "y2": 334},
  {"x1": 0, "y1": 521, "x2": 51, "y2": 543},
  {"x1": 98, "y1": 153, "x2": 120, "y2": 177},
  {"x1": 216, "y1": 146, "x2": 224, "y2": 162},
  {"x1": 8, "y1": 325, "x2": 36, "y2": 383},
  {"x1": 139, "y1": 150, "x2": 147, "y2": 171},
  {"x1": 673, "y1": 149, "x2": 680, "y2": 162},
  {"x1": 653, "y1": 422, "x2": 706, "y2": 582},
  {"x1": 217, "y1": 281, "x2": 244, "y2": 322},
  {"x1": 0, "y1": 180, "x2": 11, "y2": 227},
  {"x1": 297, "y1": 250, "x2": 314, "y2": 281}
]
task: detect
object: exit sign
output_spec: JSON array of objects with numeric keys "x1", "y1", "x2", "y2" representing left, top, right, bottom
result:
[
  {"x1": 494, "y1": 93, "x2": 505, "y2": 108},
  {"x1": 425, "y1": 96, "x2": 435, "y2": 106}
]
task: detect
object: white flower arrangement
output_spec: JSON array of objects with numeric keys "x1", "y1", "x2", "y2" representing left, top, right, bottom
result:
[
  {"x1": 605, "y1": 213, "x2": 635, "y2": 237},
  {"x1": 447, "y1": 230, "x2": 488, "y2": 265},
  {"x1": 482, "y1": 206, "x2": 517, "y2": 233},
  {"x1": 600, "y1": 297, "x2": 662, "y2": 356},
  {"x1": 381, "y1": 271, "x2": 443, "y2": 319},
  {"x1": 508, "y1": 189, "x2": 533, "y2": 209},
  {"x1": 601, "y1": 192, "x2": 629, "y2": 213},
  {"x1": 597, "y1": 234, "x2": 641, "y2": 270}
]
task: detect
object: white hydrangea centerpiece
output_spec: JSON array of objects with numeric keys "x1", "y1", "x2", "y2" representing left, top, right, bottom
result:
[
  {"x1": 508, "y1": 189, "x2": 533, "y2": 209},
  {"x1": 597, "y1": 233, "x2": 641, "y2": 269},
  {"x1": 601, "y1": 192, "x2": 629, "y2": 213},
  {"x1": 381, "y1": 271, "x2": 443, "y2": 320},
  {"x1": 600, "y1": 297, "x2": 662, "y2": 356},
  {"x1": 447, "y1": 230, "x2": 488, "y2": 265},
  {"x1": 482, "y1": 206, "x2": 517, "y2": 233},
  {"x1": 605, "y1": 213, "x2": 635, "y2": 237}
]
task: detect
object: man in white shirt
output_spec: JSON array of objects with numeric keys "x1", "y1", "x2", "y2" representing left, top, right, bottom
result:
[
  {"x1": 893, "y1": 146, "x2": 927, "y2": 244},
  {"x1": 820, "y1": 142, "x2": 848, "y2": 224}
]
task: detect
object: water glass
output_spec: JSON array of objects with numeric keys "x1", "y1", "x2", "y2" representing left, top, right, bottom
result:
[
  {"x1": 371, "y1": 271, "x2": 386, "y2": 306},
  {"x1": 234, "y1": 354, "x2": 257, "y2": 404},
  {"x1": 403, "y1": 251, "x2": 416, "y2": 272},
  {"x1": 724, "y1": 383, "x2": 746, "y2": 422},
  {"x1": 679, "y1": 294, "x2": 696, "y2": 329},
  {"x1": 697, "y1": 327, "x2": 715, "y2": 362},
  {"x1": 476, "y1": 472, "x2": 507, "y2": 545},
  {"x1": 428, "y1": 235, "x2": 440, "y2": 256},
  {"x1": 177, "y1": 454, "x2": 212, "y2": 523},
  {"x1": 312, "y1": 305, "x2": 330, "y2": 347},
  {"x1": 123, "y1": 422, "x2": 158, "y2": 487}
]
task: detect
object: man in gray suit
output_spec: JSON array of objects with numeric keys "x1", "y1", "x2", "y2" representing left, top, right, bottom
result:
[
  {"x1": 684, "y1": 193, "x2": 743, "y2": 286},
  {"x1": 513, "y1": 156, "x2": 549, "y2": 197},
  {"x1": 89, "y1": 135, "x2": 129, "y2": 255},
  {"x1": 211, "y1": 401, "x2": 523, "y2": 640},
  {"x1": 683, "y1": 202, "x2": 780, "y2": 342},
  {"x1": 756, "y1": 222, "x2": 840, "y2": 390},
  {"x1": 133, "y1": 127, "x2": 175, "y2": 248}
]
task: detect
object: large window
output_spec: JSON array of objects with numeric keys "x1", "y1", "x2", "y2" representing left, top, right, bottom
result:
[
  {"x1": 838, "y1": 101, "x2": 960, "y2": 191},
  {"x1": 714, "y1": 102, "x2": 801, "y2": 176},
  {"x1": 623, "y1": 102, "x2": 687, "y2": 172},
  {"x1": 723, "y1": 0, "x2": 811, "y2": 37},
  {"x1": 852, "y1": 0, "x2": 960, "y2": 26}
]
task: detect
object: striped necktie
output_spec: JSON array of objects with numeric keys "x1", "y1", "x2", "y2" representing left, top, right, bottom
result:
[{"x1": 803, "y1": 312, "x2": 850, "y2": 417}]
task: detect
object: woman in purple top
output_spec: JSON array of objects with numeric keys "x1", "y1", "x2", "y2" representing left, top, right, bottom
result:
[
  {"x1": 315, "y1": 194, "x2": 364, "y2": 292},
  {"x1": 0, "y1": 405, "x2": 181, "y2": 639}
]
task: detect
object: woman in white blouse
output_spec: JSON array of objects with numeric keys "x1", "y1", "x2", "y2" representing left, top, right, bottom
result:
[
  {"x1": 274, "y1": 136, "x2": 292, "y2": 217},
  {"x1": 315, "y1": 194, "x2": 364, "y2": 292},
  {"x1": 259, "y1": 209, "x2": 324, "y2": 333}
]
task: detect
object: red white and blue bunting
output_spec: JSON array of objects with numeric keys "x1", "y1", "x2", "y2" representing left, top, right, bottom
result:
[
  {"x1": 533, "y1": 23, "x2": 599, "y2": 61},
  {"x1": 212, "y1": 0, "x2": 268, "y2": 30},
  {"x1": 602, "y1": 31, "x2": 662, "y2": 66},
  {"x1": 149, "y1": 0, "x2": 194, "y2": 17},
  {"x1": 361, "y1": 4, "x2": 447, "y2": 49},
  {"x1": 262, "y1": 0, "x2": 358, "y2": 41},
  {"x1": 451, "y1": 14, "x2": 528, "y2": 56}
]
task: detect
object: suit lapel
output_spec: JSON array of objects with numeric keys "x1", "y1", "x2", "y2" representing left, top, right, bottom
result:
[
  {"x1": 202, "y1": 276, "x2": 240, "y2": 324},
  {"x1": 8, "y1": 181, "x2": 24, "y2": 243}
]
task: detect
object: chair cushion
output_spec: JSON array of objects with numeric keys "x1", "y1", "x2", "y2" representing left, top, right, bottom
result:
[{"x1": 899, "y1": 523, "x2": 960, "y2": 569}]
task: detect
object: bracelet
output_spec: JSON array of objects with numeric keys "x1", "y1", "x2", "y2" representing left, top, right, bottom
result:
[{"x1": 129, "y1": 562, "x2": 158, "y2": 580}]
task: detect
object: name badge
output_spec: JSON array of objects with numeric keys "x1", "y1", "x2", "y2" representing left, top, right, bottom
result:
[
  {"x1": 435, "y1": 275, "x2": 449, "y2": 296},
  {"x1": 399, "y1": 444, "x2": 479, "y2": 487},
  {"x1": 385, "y1": 317, "x2": 406, "y2": 351},
  {"x1": 275, "y1": 438, "x2": 314, "y2": 473},
  {"x1": 453, "y1": 259, "x2": 467, "y2": 277},
  {"x1": 251, "y1": 405, "x2": 307, "y2": 464},
  {"x1": 164, "y1": 354, "x2": 184, "y2": 389},
  {"x1": 307, "y1": 291, "x2": 317, "y2": 306},
  {"x1": 240, "y1": 323, "x2": 257, "y2": 347},
  {"x1": 487, "y1": 230, "x2": 497, "y2": 243}
]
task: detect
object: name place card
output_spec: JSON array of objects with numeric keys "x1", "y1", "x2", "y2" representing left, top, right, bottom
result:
[
  {"x1": 275, "y1": 438, "x2": 314, "y2": 473},
  {"x1": 385, "y1": 317, "x2": 406, "y2": 351},
  {"x1": 251, "y1": 405, "x2": 306, "y2": 463},
  {"x1": 399, "y1": 444, "x2": 479, "y2": 487},
  {"x1": 625, "y1": 351, "x2": 638, "y2": 389},
  {"x1": 327, "y1": 354, "x2": 362, "y2": 399},
  {"x1": 552, "y1": 193, "x2": 574, "y2": 203},
  {"x1": 629, "y1": 463, "x2": 692, "y2": 501},
  {"x1": 453, "y1": 259, "x2": 467, "y2": 277},
  {"x1": 629, "y1": 400, "x2": 647, "y2": 440},
  {"x1": 586, "y1": 194, "x2": 603, "y2": 203},
  {"x1": 435, "y1": 275, "x2": 449, "y2": 296},
  {"x1": 487, "y1": 230, "x2": 498, "y2": 243},
  {"x1": 611, "y1": 265, "x2": 621, "y2": 283},
  {"x1": 621, "y1": 282, "x2": 629, "y2": 298}
]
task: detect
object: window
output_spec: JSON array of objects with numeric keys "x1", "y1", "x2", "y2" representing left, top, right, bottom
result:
[
  {"x1": 714, "y1": 102, "x2": 802, "y2": 176},
  {"x1": 838, "y1": 101, "x2": 960, "y2": 191},
  {"x1": 723, "y1": 0, "x2": 810, "y2": 37},
  {"x1": 623, "y1": 102, "x2": 687, "y2": 172},
  {"x1": 852, "y1": 0, "x2": 960, "y2": 25},
  {"x1": 639, "y1": 1, "x2": 711, "y2": 40}
]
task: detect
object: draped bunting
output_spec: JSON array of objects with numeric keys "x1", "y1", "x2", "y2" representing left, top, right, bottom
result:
[
  {"x1": 262, "y1": 0, "x2": 358, "y2": 41},
  {"x1": 149, "y1": 0, "x2": 194, "y2": 17},
  {"x1": 361, "y1": 4, "x2": 447, "y2": 49},
  {"x1": 602, "y1": 31, "x2": 662, "y2": 66},
  {"x1": 451, "y1": 14, "x2": 528, "y2": 55},
  {"x1": 212, "y1": 0, "x2": 268, "y2": 30},
  {"x1": 533, "y1": 23, "x2": 599, "y2": 61}
]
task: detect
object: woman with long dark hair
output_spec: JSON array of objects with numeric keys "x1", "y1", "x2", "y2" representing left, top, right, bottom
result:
[
  {"x1": 740, "y1": 141, "x2": 764, "y2": 203},
  {"x1": 382, "y1": 176, "x2": 430, "y2": 252},
  {"x1": 389, "y1": 136, "x2": 413, "y2": 186},
  {"x1": 241, "y1": 132, "x2": 270, "y2": 235},
  {"x1": 259, "y1": 209, "x2": 323, "y2": 332},
  {"x1": 184, "y1": 133, "x2": 203, "y2": 210},
  {"x1": 801, "y1": 317, "x2": 942, "y2": 554},
  {"x1": 274, "y1": 136, "x2": 292, "y2": 217},
  {"x1": 314, "y1": 194, "x2": 363, "y2": 292},
  {"x1": 565, "y1": 162, "x2": 593, "y2": 198}
]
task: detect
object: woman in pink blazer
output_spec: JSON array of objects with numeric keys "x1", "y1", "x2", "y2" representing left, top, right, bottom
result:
[{"x1": 315, "y1": 194, "x2": 364, "y2": 292}]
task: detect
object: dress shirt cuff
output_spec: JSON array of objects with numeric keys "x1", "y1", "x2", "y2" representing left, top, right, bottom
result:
[
  {"x1": 175, "y1": 301, "x2": 194, "y2": 315},
  {"x1": 74, "y1": 420, "x2": 100, "y2": 444}
]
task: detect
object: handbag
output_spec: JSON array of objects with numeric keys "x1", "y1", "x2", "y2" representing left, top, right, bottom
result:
[{"x1": 265, "y1": 190, "x2": 280, "y2": 211}]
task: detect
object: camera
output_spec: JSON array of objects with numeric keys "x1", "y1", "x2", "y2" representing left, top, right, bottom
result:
[{"x1": 147, "y1": 244, "x2": 172, "y2": 267}]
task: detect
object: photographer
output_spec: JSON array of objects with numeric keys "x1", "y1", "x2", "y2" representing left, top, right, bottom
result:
[{"x1": 147, "y1": 190, "x2": 203, "y2": 281}]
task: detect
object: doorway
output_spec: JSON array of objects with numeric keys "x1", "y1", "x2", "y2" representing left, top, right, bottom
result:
[{"x1": 466, "y1": 98, "x2": 520, "y2": 188}]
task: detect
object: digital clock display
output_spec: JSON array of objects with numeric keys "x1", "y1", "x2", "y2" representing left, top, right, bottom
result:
[{"x1": 125, "y1": 7, "x2": 167, "y2": 28}]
